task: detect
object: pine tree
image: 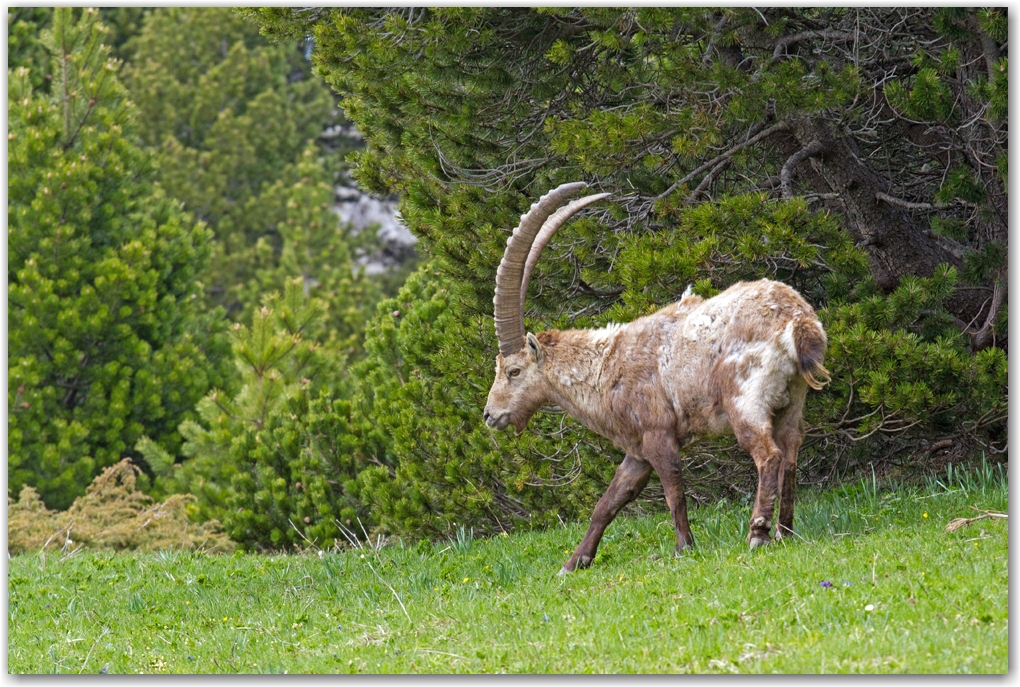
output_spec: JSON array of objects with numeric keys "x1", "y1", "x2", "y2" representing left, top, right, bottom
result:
[
  {"x1": 7, "y1": 8, "x2": 145, "y2": 92},
  {"x1": 238, "y1": 8, "x2": 1006, "y2": 538},
  {"x1": 118, "y1": 10, "x2": 381, "y2": 536},
  {"x1": 138, "y1": 280, "x2": 341, "y2": 521},
  {"x1": 8, "y1": 8, "x2": 231, "y2": 509},
  {"x1": 242, "y1": 147, "x2": 372, "y2": 354},
  {"x1": 123, "y1": 8, "x2": 359, "y2": 319},
  {"x1": 136, "y1": 147, "x2": 374, "y2": 524}
]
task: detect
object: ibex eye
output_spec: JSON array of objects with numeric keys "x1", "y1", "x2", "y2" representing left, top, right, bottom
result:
[{"x1": 509, "y1": 369, "x2": 521, "y2": 378}]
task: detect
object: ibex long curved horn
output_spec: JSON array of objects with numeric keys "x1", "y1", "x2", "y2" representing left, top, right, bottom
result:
[
  {"x1": 493, "y1": 182, "x2": 610, "y2": 357},
  {"x1": 519, "y1": 192, "x2": 611, "y2": 307}
]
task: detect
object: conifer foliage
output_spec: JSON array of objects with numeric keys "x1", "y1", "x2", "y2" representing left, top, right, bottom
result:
[
  {"x1": 8, "y1": 8, "x2": 1006, "y2": 549},
  {"x1": 124, "y1": 8, "x2": 362, "y2": 319},
  {"x1": 8, "y1": 9, "x2": 231, "y2": 510},
  {"x1": 135, "y1": 285, "x2": 333, "y2": 526},
  {"x1": 243, "y1": 8, "x2": 1006, "y2": 540}
]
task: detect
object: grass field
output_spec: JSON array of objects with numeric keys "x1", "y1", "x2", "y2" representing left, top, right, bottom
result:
[{"x1": 7, "y1": 463, "x2": 1008, "y2": 673}]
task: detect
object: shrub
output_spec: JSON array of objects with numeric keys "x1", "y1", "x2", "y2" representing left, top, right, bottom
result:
[
  {"x1": 7, "y1": 9, "x2": 231, "y2": 509},
  {"x1": 7, "y1": 459, "x2": 233, "y2": 555},
  {"x1": 230, "y1": 8, "x2": 1009, "y2": 542}
]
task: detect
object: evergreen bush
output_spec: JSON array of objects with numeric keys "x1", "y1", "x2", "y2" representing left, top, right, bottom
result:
[
  {"x1": 138, "y1": 279, "x2": 348, "y2": 527},
  {"x1": 8, "y1": 9, "x2": 231, "y2": 509},
  {"x1": 123, "y1": 7, "x2": 366, "y2": 320},
  {"x1": 239, "y1": 8, "x2": 1005, "y2": 541}
]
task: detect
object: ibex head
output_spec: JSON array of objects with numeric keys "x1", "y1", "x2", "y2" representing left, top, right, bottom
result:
[
  {"x1": 483, "y1": 182, "x2": 610, "y2": 433},
  {"x1": 483, "y1": 332, "x2": 549, "y2": 433}
]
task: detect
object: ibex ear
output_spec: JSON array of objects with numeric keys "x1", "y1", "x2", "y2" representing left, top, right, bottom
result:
[{"x1": 526, "y1": 332, "x2": 544, "y2": 365}]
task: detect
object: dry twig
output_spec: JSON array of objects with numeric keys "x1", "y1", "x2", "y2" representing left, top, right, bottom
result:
[{"x1": 945, "y1": 506, "x2": 1007, "y2": 533}]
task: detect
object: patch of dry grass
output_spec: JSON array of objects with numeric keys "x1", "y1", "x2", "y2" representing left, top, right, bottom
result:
[{"x1": 8, "y1": 459, "x2": 233, "y2": 555}]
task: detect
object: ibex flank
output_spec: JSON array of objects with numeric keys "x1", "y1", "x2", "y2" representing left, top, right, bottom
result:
[{"x1": 484, "y1": 182, "x2": 830, "y2": 574}]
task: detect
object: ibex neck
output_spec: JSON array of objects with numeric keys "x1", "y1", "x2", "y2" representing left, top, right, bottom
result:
[{"x1": 537, "y1": 325, "x2": 623, "y2": 430}]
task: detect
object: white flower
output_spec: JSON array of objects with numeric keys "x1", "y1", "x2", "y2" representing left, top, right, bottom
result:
[{"x1": 865, "y1": 604, "x2": 875, "y2": 612}]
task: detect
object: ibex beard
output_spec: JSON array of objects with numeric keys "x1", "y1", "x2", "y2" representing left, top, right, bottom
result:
[{"x1": 484, "y1": 182, "x2": 829, "y2": 574}]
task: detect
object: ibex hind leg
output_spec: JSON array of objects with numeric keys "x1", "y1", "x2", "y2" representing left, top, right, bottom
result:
[
  {"x1": 773, "y1": 379, "x2": 807, "y2": 541},
  {"x1": 560, "y1": 454, "x2": 652, "y2": 574},
  {"x1": 727, "y1": 408, "x2": 783, "y2": 549}
]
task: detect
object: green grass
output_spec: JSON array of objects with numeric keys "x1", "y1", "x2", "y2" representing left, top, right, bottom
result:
[{"x1": 8, "y1": 463, "x2": 1007, "y2": 673}]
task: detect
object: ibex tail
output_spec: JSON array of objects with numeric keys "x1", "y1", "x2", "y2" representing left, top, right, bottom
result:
[{"x1": 793, "y1": 318, "x2": 830, "y2": 391}]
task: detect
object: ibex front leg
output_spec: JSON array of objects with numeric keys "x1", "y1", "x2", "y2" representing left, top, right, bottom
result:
[
  {"x1": 560, "y1": 454, "x2": 651, "y2": 574},
  {"x1": 642, "y1": 430, "x2": 694, "y2": 553}
]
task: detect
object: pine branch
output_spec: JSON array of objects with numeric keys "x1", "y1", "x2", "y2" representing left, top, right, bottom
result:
[
  {"x1": 802, "y1": 192, "x2": 839, "y2": 202},
  {"x1": 576, "y1": 278, "x2": 624, "y2": 298},
  {"x1": 921, "y1": 230, "x2": 967, "y2": 260},
  {"x1": 780, "y1": 140, "x2": 826, "y2": 199},
  {"x1": 874, "y1": 192, "x2": 935, "y2": 211},
  {"x1": 771, "y1": 29, "x2": 854, "y2": 62},
  {"x1": 969, "y1": 11, "x2": 1002, "y2": 82},
  {"x1": 687, "y1": 157, "x2": 731, "y2": 204},
  {"x1": 971, "y1": 267, "x2": 1006, "y2": 351},
  {"x1": 656, "y1": 121, "x2": 789, "y2": 202},
  {"x1": 63, "y1": 96, "x2": 99, "y2": 152}
]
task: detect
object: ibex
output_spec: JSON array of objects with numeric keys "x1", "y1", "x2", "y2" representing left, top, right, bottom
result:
[{"x1": 484, "y1": 182, "x2": 830, "y2": 574}]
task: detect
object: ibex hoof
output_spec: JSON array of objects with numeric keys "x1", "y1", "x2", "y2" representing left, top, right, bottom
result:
[
  {"x1": 557, "y1": 566, "x2": 571, "y2": 576},
  {"x1": 559, "y1": 554, "x2": 591, "y2": 575},
  {"x1": 749, "y1": 536, "x2": 770, "y2": 550}
]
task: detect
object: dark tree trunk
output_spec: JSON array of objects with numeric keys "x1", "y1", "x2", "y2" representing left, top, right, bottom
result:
[{"x1": 787, "y1": 118, "x2": 960, "y2": 291}]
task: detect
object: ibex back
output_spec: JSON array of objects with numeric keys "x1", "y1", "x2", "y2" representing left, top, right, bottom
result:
[{"x1": 484, "y1": 182, "x2": 829, "y2": 574}]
